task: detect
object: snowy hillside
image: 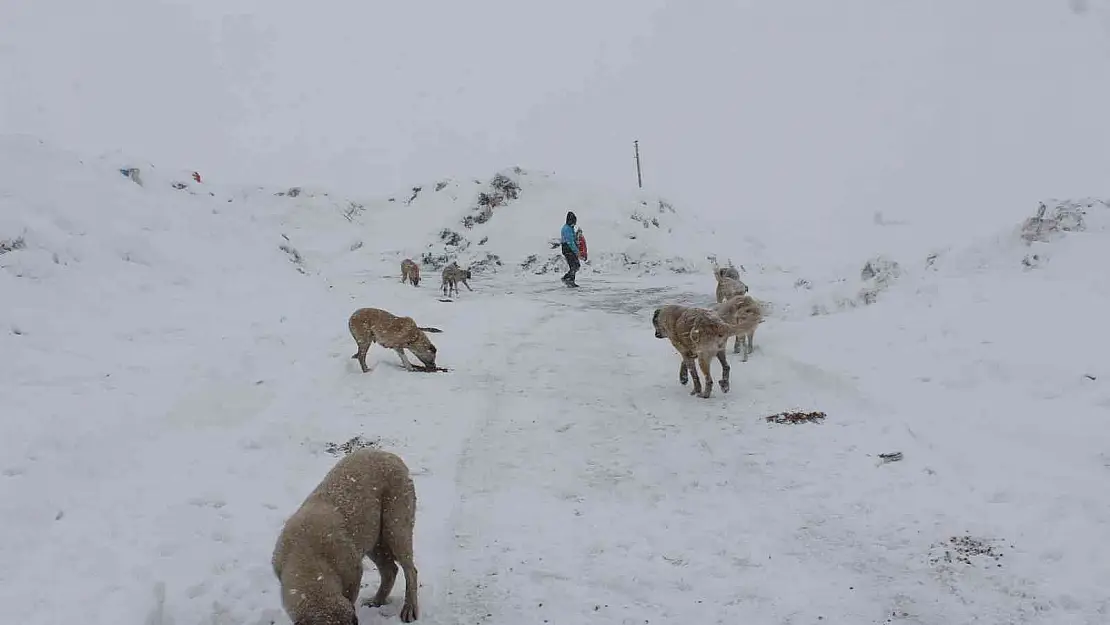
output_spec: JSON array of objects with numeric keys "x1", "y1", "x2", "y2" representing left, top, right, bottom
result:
[
  {"x1": 292, "y1": 167, "x2": 727, "y2": 277},
  {"x1": 4, "y1": 134, "x2": 1110, "y2": 625},
  {"x1": 101, "y1": 162, "x2": 740, "y2": 280}
]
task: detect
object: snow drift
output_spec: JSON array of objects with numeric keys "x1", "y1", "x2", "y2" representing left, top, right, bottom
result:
[{"x1": 110, "y1": 163, "x2": 744, "y2": 281}]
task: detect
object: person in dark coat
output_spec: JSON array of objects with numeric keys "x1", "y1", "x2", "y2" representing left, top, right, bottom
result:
[{"x1": 560, "y1": 211, "x2": 580, "y2": 287}]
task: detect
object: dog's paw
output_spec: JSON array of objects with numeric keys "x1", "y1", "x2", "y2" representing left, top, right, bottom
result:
[
  {"x1": 719, "y1": 380, "x2": 730, "y2": 393},
  {"x1": 399, "y1": 602, "x2": 419, "y2": 622},
  {"x1": 362, "y1": 597, "x2": 389, "y2": 608}
]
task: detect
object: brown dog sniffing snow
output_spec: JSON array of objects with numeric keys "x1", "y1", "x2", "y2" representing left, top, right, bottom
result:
[
  {"x1": 400, "y1": 259, "x2": 421, "y2": 287},
  {"x1": 272, "y1": 449, "x2": 420, "y2": 624},
  {"x1": 348, "y1": 308, "x2": 443, "y2": 373}
]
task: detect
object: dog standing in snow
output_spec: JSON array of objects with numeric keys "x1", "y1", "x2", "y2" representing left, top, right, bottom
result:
[
  {"x1": 440, "y1": 263, "x2": 472, "y2": 297},
  {"x1": 712, "y1": 259, "x2": 741, "y2": 282},
  {"x1": 400, "y1": 259, "x2": 421, "y2": 287},
  {"x1": 714, "y1": 267, "x2": 749, "y2": 303},
  {"x1": 348, "y1": 307, "x2": 442, "y2": 372},
  {"x1": 272, "y1": 449, "x2": 420, "y2": 623},
  {"x1": 710, "y1": 294, "x2": 764, "y2": 359},
  {"x1": 651, "y1": 304, "x2": 735, "y2": 398}
]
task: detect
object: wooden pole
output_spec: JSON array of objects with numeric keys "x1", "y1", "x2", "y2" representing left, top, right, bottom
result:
[{"x1": 634, "y1": 140, "x2": 643, "y2": 189}]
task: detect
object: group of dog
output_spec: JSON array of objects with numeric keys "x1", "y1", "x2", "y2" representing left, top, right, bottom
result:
[
  {"x1": 343, "y1": 258, "x2": 477, "y2": 374},
  {"x1": 271, "y1": 258, "x2": 484, "y2": 624},
  {"x1": 651, "y1": 262, "x2": 766, "y2": 399},
  {"x1": 400, "y1": 257, "x2": 472, "y2": 298},
  {"x1": 270, "y1": 260, "x2": 764, "y2": 625}
]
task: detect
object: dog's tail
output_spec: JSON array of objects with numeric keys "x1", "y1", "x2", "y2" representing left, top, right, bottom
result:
[
  {"x1": 417, "y1": 326, "x2": 443, "y2": 333},
  {"x1": 692, "y1": 314, "x2": 743, "y2": 343}
]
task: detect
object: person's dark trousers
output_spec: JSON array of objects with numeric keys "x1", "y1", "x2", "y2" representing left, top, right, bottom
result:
[{"x1": 560, "y1": 242, "x2": 580, "y2": 283}]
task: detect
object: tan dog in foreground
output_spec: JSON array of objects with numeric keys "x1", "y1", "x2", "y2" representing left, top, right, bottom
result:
[
  {"x1": 349, "y1": 307, "x2": 443, "y2": 372},
  {"x1": 714, "y1": 267, "x2": 749, "y2": 303},
  {"x1": 272, "y1": 449, "x2": 420, "y2": 624},
  {"x1": 400, "y1": 259, "x2": 421, "y2": 287},
  {"x1": 710, "y1": 294, "x2": 765, "y2": 360},
  {"x1": 651, "y1": 304, "x2": 736, "y2": 398},
  {"x1": 440, "y1": 263, "x2": 472, "y2": 297}
]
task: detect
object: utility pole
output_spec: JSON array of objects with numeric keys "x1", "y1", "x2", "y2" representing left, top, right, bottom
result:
[{"x1": 633, "y1": 140, "x2": 643, "y2": 189}]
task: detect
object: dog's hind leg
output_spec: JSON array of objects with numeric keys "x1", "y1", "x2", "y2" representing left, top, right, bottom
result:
[
  {"x1": 678, "y1": 359, "x2": 689, "y2": 386},
  {"x1": 462, "y1": 279, "x2": 473, "y2": 292},
  {"x1": 746, "y1": 328, "x2": 757, "y2": 358},
  {"x1": 715, "y1": 348, "x2": 731, "y2": 393},
  {"x1": 364, "y1": 542, "x2": 399, "y2": 608},
  {"x1": 383, "y1": 478, "x2": 420, "y2": 623},
  {"x1": 732, "y1": 333, "x2": 743, "y2": 355},
  {"x1": 696, "y1": 354, "x2": 714, "y2": 398}
]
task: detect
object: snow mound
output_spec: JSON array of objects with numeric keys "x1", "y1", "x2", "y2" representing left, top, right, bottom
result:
[
  {"x1": 360, "y1": 167, "x2": 729, "y2": 277},
  {"x1": 83, "y1": 164, "x2": 739, "y2": 283},
  {"x1": 749, "y1": 196, "x2": 1110, "y2": 322},
  {"x1": 0, "y1": 135, "x2": 343, "y2": 625}
]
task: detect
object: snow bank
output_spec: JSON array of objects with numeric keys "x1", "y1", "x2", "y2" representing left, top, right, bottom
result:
[
  {"x1": 0, "y1": 135, "x2": 343, "y2": 625},
  {"x1": 346, "y1": 167, "x2": 733, "y2": 278},
  {"x1": 120, "y1": 165, "x2": 747, "y2": 282}
]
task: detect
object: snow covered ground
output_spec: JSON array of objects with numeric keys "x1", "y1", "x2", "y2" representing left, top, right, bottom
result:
[{"x1": 3, "y1": 137, "x2": 1109, "y2": 625}]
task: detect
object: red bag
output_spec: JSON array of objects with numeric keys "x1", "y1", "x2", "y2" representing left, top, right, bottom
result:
[{"x1": 576, "y1": 230, "x2": 588, "y2": 261}]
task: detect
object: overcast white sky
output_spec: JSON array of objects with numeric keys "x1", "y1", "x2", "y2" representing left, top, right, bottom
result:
[{"x1": 3, "y1": 0, "x2": 1110, "y2": 230}]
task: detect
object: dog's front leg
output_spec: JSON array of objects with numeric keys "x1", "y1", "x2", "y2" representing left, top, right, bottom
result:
[
  {"x1": 678, "y1": 358, "x2": 689, "y2": 386},
  {"x1": 394, "y1": 348, "x2": 417, "y2": 370},
  {"x1": 463, "y1": 279, "x2": 473, "y2": 291},
  {"x1": 733, "y1": 333, "x2": 743, "y2": 355},
  {"x1": 685, "y1": 356, "x2": 702, "y2": 396},
  {"x1": 364, "y1": 543, "x2": 399, "y2": 608},
  {"x1": 353, "y1": 340, "x2": 374, "y2": 373},
  {"x1": 715, "y1": 348, "x2": 731, "y2": 393},
  {"x1": 697, "y1": 354, "x2": 714, "y2": 398}
]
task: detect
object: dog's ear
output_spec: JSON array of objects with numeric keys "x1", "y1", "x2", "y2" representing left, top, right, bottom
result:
[
  {"x1": 417, "y1": 326, "x2": 443, "y2": 333},
  {"x1": 651, "y1": 308, "x2": 661, "y2": 326}
]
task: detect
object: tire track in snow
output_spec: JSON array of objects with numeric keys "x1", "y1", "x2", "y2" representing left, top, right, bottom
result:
[
  {"x1": 428, "y1": 293, "x2": 802, "y2": 624},
  {"x1": 435, "y1": 305, "x2": 564, "y2": 624}
]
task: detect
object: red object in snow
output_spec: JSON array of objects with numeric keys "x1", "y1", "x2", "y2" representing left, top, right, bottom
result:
[
  {"x1": 191, "y1": 171, "x2": 202, "y2": 183},
  {"x1": 576, "y1": 230, "x2": 588, "y2": 261}
]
